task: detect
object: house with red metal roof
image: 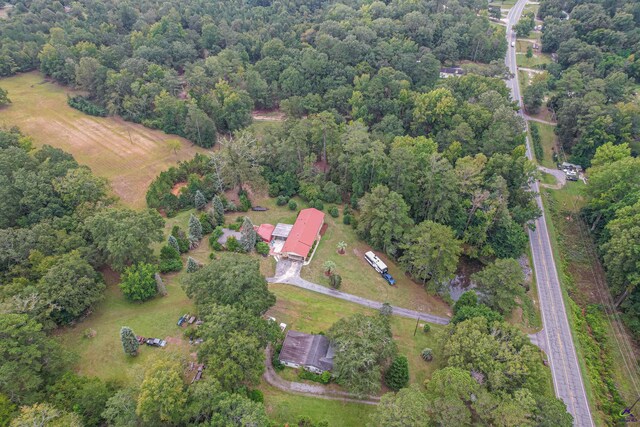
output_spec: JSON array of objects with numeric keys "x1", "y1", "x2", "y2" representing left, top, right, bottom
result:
[{"x1": 281, "y1": 208, "x2": 325, "y2": 261}]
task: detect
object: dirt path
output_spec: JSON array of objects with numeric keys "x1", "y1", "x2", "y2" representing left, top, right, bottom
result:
[
  {"x1": 526, "y1": 115, "x2": 556, "y2": 125},
  {"x1": 263, "y1": 346, "x2": 380, "y2": 405}
]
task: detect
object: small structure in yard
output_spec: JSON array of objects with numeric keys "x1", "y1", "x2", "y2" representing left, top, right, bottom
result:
[
  {"x1": 217, "y1": 228, "x2": 242, "y2": 247},
  {"x1": 279, "y1": 330, "x2": 334, "y2": 374},
  {"x1": 439, "y1": 67, "x2": 465, "y2": 78},
  {"x1": 256, "y1": 223, "x2": 275, "y2": 242},
  {"x1": 272, "y1": 223, "x2": 293, "y2": 241},
  {"x1": 280, "y1": 208, "x2": 325, "y2": 261}
]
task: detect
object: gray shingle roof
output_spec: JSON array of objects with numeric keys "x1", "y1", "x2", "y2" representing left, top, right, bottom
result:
[{"x1": 279, "y1": 330, "x2": 334, "y2": 372}]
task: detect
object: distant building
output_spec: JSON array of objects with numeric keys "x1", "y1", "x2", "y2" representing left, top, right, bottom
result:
[
  {"x1": 439, "y1": 67, "x2": 465, "y2": 78},
  {"x1": 281, "y1": 208, "x2": 325, "y2": 261},
  {"x1": 279, "y1": 330, "x2": 334, "y2": 374}
]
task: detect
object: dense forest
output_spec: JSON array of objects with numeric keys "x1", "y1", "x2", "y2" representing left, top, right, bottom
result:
[{"x1": 526, "y1": 0, "x2": 640, "y2": 166}]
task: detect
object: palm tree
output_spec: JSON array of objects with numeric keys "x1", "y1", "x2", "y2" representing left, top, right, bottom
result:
[
  {"x1": 323, "y1": 260, "x2": 337, "y2": 276},
  {"x1": 336, "y1": 241, "x2": 347, "y2": 254}
]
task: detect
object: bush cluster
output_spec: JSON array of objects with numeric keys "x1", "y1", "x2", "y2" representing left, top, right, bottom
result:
[
  {"x1": 530, "y1": 123, "x2": 543, "y2": 162},
  {"x1": 67, "y1": 96, "x2": 107, "y2": 117},
  {"x1": 298, "y1": 369, "x2": 331, "y2": 384}
]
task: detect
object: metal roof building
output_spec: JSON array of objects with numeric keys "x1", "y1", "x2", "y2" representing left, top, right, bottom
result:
[{"x1": 279, "y1": 330, "x2": 334, "y2": 374}]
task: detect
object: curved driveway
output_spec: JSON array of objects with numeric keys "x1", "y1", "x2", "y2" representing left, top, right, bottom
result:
[
  {"x1": 506, "y1": 2, "x2": 594, "y2": 425},
  {"x1": 267, "y1": 259, "x2": 450, "y2": 325}
]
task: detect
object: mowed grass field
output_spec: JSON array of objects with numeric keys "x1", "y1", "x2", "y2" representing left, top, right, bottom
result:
[{"x1": 0, "y1": 72, "x2": 206, "y2": 208}]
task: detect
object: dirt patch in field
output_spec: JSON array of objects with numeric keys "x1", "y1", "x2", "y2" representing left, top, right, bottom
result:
[
  {"x1": 252, "y1": 109, "x2": 285, "y2": 121},
  {"x1": 0, "y1": 72, "x2": 208, "y2": 209},
  {"x1": 171, "y1": 182, "x2": 188, "y2": 196}
]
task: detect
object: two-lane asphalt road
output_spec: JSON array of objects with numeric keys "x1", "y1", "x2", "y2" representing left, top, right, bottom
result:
[{"x1": 505, "y1": 2, "x2": 595, "y2": 425}]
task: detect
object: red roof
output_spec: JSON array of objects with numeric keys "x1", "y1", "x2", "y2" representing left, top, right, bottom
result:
[
  {"x1": 282, "y1": 208, "x2": 325, "y2": 258},
  {"x1": 256, "y1": 224, "x2": 275, "y2": 242}
]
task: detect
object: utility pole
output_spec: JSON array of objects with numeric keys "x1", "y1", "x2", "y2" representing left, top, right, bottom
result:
[{"x1": 413, "y1": 316, "x2": 420, "y2": 336}]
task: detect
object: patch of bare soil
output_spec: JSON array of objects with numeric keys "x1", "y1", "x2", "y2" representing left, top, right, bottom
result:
[
  {"x1": 252, "y1": 109, "x2": 285, "y2": 121},
  {"x1": 171, "y1": 182, "x2": 187, "y2": 196}
]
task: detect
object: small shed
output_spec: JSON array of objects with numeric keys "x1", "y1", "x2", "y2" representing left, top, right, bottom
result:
[
  {"x1": 272, "y1": 223, "x2": 293, "y2": 240},
  {"x1": 256, "y1": 223, "x2": 275, "y2": 242}
]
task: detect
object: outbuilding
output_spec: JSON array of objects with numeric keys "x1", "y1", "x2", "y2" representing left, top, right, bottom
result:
[{"x1": 281, "y1": 208, "x2": 325, "y2": 261}]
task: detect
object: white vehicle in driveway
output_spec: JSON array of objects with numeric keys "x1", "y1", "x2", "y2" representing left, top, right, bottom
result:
[{"x1": 364, "y1": 251, "x2": 388, "y2": 273}]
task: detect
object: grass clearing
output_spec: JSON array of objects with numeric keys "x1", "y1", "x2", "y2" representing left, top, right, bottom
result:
[
  {"x1": 0, "y1": 72, "x2": 206, "y2": 209},
  {"x1": 259, "y1": 386, "x2": 374, "y2": 426},
  {"x1": 531, "y1": 121, "x2": 559, "y2": 168},
  {"x1": 299, "y1": 208, "x2": 451, "y2": 318}
]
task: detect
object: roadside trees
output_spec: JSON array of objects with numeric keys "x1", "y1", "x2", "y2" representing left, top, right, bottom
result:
[{"x1": 471, "y1": 258, "x2": 525, "y2": 314}]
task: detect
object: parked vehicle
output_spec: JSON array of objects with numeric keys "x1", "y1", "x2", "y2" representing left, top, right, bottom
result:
[
  {"x1": 146, "y1": 338, "x2": 166, "y2": 347},
  {"x1": 364, "y1": 251, "x2": 388, "y2": 274},
  {"x1": 382, "y1": 272, "x2": 396, "y2": 286}
]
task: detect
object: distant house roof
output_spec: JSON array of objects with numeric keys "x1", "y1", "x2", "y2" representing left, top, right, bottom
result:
[
  {"x1": 440, "y1": 67, "x2": 465, "y2": 75},
  {"x1": 256, "y1": 224, "x2": 275, "y2": 242},
  {"x1": 272, "y1": 223, "x2": 293, "y2": 239},
  {"x1": 217, "y1": 228, "x2": 242, "y2": 245},
  {"x1": 281, "y1": 208, "x2": 325, "y2": 258},
  {"x1": 279, "y1": 330, "x2": 334, "y2": 372}
]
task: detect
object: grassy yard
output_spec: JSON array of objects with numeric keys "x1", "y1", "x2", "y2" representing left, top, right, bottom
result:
[
  {"x1": 532, "y1": 121, "x2": 560, "y2": 168},
  {"x1": 0, "y1": 72, "x2": 206, "y2": 209},
  {"x1": 260, "y1": 386, "x2": 374, "y2": 426},
  {"x1": 299, "y1": 207, "x2": 451, "y2": 318}
]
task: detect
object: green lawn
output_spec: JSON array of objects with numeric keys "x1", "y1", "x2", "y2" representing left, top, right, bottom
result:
[
  {"x1": 540, "y1": 172, "x2": 558, "y2": 186},
  {"x1": 56, "y1": 269, "x2": 194, "y2": 385},
  {"x1": 299, "y1": 208, "x2": 451, "y2": 318},
  {"x1": 531, "y1": 121, "x2": 559, "y2": 168},
  {"x1": 260, "y1": 386, "x2": 374, "y2": 426},
  {"x1": 0, "y1": 72, "x2": 206, "y2": 209}
]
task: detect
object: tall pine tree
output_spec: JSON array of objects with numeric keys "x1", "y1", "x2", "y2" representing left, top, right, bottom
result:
[
  {"x1": 239, "y1": 217, "x2": 257, "y2": 252},
  {"x1": 194, "y1": 190, "x2": 206, "y2": 210},
  {"x1": 186, "y1": 256, "x2": 199, "y2": 273},
  {"x1": 155, "y1": 273, "x2": 167, "y2": 296},
  {"x1": 188, "y1": 214, "x2": 203, "y2": 247},
  {"x1": 385, "y1": 355, "x2": 409, "y2": 391},
  {"x1": 168, "y1": 235, "x2": 180, "y2": 253},
  {"x1": 120, "y1": 326, "x2": 139, "y2": 356},
  {"x1": 211, "y1": 195, "x2": 225, "y2": 226}
]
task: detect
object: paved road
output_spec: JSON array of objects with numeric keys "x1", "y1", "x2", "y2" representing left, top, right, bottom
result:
[
  {"x1": 506, "y1": 2, "x2": 594, "y2": 425},
  {"x1": 267, "y1": 259, "x2": 450, "y2": 325}
]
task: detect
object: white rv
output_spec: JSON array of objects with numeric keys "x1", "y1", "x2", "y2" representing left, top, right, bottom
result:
[{"x1": 364, "y1": 251, "x2": 388, "y2": 274}]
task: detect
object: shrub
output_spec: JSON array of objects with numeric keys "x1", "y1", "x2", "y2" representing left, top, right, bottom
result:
[
  {"x1": 423, "y1": 323, "x2": 431, "y2": 333},
  {"x1": 288, "y1": 200, "x2": 298, "y2": 211},
  {"x1": 228, "y1": 222, "x2": 241, "y2": 231},
  {"x1": 120, "y1": 263, "x2": 158, "y2": 302},
  {"x1": 276, "y1": 195, "x2": 288, "y2": 206},
  {"x1": 311, "y1": 199, "x2": 324, "y2": 211},
  {"x1": 272, "y1": 344, "x2": 284, "y2": 371},
  {"x1": 67, "y1": 95, "x2": 107, "y2": 117},
  {"x1": 199, "y1": 213, "x2": 213, "y2": 234},
  {"x1": 530, "y1": 122, "x2": 543, "y2": 162},
  {"x1": 343, "y1": 214, "x2": 352, "y2": 225},
  {"x1": 329, "y1": 273, "x2": 342, "y2": 289},
  {"x1": 453, "y1": 291, "x2": 478, "y2": 313},
  {"x1": 268, "y1": 183, "x2": 280, "y2": 198},
  {"x1": 226, "y1": 236, "x2": 243, "y2": 252},
  {"x1": 328, "y1": 207, "x2": 339, "y2": 218},
  {"x1": 247, "y1": 389, "x2": 264, "y2": 403},
  {"x1": 256, "y1": 241, "x2": 270, "y2": 256},
  {"x1": 171, "y1": 225, "x2": 190, "y2": 253},
  {"x1": 226, "y1": 201, "x2": 237, "y2": 212},
  {"x1": 385, "y1": 356, "x2": 409, "y2": 391},
  {"x1": 239, "y1": 193, "x2": 252, "y2": 212},
  {"x1": 421, "y1": 348, "x2": 433, "y2": 361},
  {"x1": 298, "y1": 370, "x2": 331, "y2": 384},
  {"x1": 159, "y1": 245, "x2": 182, "y2": 273}
]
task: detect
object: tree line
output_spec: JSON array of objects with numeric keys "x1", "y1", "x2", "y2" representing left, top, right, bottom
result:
[{"x1": 0, "y1": 0, "x2": 508, "y2": 146}]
